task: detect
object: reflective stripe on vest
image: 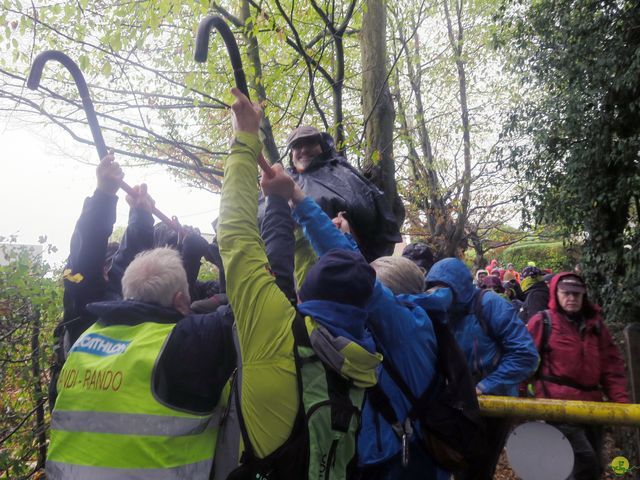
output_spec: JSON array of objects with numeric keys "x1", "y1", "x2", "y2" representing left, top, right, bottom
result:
[
  {"x1": 51, "y1": 409, "x2": 220, "y2": 436},
  {"x1": 47, "y1": 320, "x2": 219, "y2": 478},
  {"x1": 46, "y1": 458, "x2": 212, "y2": 480}
]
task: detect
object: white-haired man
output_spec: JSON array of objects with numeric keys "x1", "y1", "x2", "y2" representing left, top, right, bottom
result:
[{"x1": 46, "y1": 247, "x2": 235, "y2": 479}]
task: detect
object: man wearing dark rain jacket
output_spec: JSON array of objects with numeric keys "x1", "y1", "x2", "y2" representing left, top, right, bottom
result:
[
  {"x1": 424, "y1": 258, "x2": 538, "y2": 480},
  {"x1": 217, "y1": 89, "x2": 380, "y2": 480},
  {"x1": 50, "y1": 153, "x2": 156, "y2": 409},
  {"x1": 286, "y1": 125, "x2": 401, "y2": 263},
  {"x1": 518, "y1": 266, "x2": 550, "y2": 323},
  {"x1": 59, "y1": 153, "x2": 156, "y2": 351}
]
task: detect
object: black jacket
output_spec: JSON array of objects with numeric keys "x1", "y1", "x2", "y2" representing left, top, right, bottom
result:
[
  {"x1": 261, "y1": 195, "x2": 296, "y2": 302},
  {"x1": 520, "y1": 281, "x2": 550, "y2": 323},
  {"x1": 288, "y1": 152, "x2": 401, "y2": 262},
  {"x1": 62, "y1": 190, "x2": 154, "y2": 345},
  {"x1": 180, "y1": 233, "x2": 220, "y2": 300}
]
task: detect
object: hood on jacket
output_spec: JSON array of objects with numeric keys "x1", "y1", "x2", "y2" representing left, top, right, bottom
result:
[
  {"x1": 87, "y1": 300, "x2": 182, "y2": 327},
  {"x1": 475, "y1": 269, "x2": 488, "y2": 281},
  {"x1": 402, "y1": 286, "x2": 453, "y2": 325},
  {"x1": 297, "y1": 300, "x2": 381, "y2": 388},
  {"x1": 426, "y1": 257, "x2": 476, "y2": 308},
  {"x1": 297, "y1": 300, "x2": 375, "y2": 353},
  {"x1": 548, "y1": 272, "x2": 598, "y2": 317},
  {"x1": 521, "y1": 274, "x2": 544, "y2": 293}
]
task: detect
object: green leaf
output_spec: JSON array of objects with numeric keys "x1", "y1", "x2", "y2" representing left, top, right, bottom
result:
[
  {"x1": 101, "y1": 61, "x2": 112, "y2": 76},
  {"x1": 64, "y1": 3, "x2": 74, "y2": 19},
  {"x1": 109, "y1": 33, "x2": 122, "y2": 52},
  {"x1": 78, "y1": 54, "x2": 89, "y2": 71},
  {"x1": 184, "y1": 71, "x2": 195, "y2": 88}
]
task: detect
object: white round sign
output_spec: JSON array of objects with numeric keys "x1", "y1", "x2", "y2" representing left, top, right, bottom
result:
[{"x1": 505, "y1": 422, "x2": 574, "y2": 480}]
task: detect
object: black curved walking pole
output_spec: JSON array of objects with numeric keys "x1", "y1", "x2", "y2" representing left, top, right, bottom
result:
[
  {"x1": 194, "y1": 16, "x2": 274, "y2": 178},
  {"x1": 28, "y1": 50, "x2": 109, "y2": 159},
  {"x1": 27, "y1": 50, "x2": 179, "y2": 230}
]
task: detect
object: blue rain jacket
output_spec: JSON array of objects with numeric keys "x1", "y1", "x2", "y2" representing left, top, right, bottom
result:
[{"x1": 424, "y1": 258, "x2": 538, "y2": 396}]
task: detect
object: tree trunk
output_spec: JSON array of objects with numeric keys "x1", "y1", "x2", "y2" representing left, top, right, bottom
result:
[
  {"x1": 405, "y1": 31, "x2": 446, "y2": 236},
  {"x1": 333, "y1": 33, "x2": 345, "y2": 152},
  {"x1": 469, "y1": 231, "x2": 487, "y2": 270},
  {"x1": 361, "y1": 0, "x2": 405, "y2": 224},
  {"x1": 240, "y1": 0, "x2": 281, "y2": 164},
  {"x1": 443, "y1": 0, "x2": 472, "y2": 258}
]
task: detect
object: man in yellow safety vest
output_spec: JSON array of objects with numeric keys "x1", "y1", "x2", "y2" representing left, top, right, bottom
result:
[{"x1": 47, "y1": 247, "x2": 236, "y2": 479}]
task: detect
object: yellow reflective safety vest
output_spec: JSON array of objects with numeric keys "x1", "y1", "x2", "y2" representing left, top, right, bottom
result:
[{"x1": 46, "y1": 320, "x2": 220, "y2": 479}]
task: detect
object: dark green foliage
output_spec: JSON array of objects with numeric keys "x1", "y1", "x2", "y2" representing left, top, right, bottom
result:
[{"x1": 497, "y1": 0, "x2": 640, "y2": 325}]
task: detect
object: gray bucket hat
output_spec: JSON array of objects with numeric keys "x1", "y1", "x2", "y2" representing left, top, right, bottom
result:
[{"x1": 286, "y1": 125, "x2": 321, "y2": 149}]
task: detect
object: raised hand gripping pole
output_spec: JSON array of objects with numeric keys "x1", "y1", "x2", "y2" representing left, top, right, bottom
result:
[
  {"x1": 194, "y1": 16, "x2": 274, "y2": 178},
  {"x1": 27, "y1": 50, "x2": 179, "y2": 230}
]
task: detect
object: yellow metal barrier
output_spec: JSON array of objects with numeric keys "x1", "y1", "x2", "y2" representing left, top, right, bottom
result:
[{"x1": 478, "y1": 396, "x2": 640, "y2": 426}]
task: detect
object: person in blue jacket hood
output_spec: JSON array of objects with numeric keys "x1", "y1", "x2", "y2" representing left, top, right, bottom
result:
[{"x1": 423, "y1": 257, "x2": 538, "y2": 480}]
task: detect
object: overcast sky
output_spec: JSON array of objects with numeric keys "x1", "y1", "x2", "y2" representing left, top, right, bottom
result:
[{"x1": 0, "y1": 120, "x2": 221, "y2": 266}]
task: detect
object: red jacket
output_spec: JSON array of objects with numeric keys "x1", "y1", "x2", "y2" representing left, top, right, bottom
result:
[{"x1": 527, "y1": 272, "x2": 629, "y2": 403}]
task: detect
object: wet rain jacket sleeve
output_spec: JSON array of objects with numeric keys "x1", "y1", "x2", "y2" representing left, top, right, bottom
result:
[
  {"x1": 63, "y1": 189, "x2": 119, "y2": 342},
  {"x1": 65, "y1": 189, "x2": 118, "y2": 298},
  {"x1": 293, "y1": 230, "x2": 317, "y2": 288},
  {"x1": 217, "y1": 132, "x2": 298, "y2": 459},
  {"x1": 292, "y1": 196, "x2": 358, "y2": 255},
  {"x1": 476, "y1": 295, "x2": 539, "y2": 395},
  {"x1": 292, "y1": 195, "x2": 358, "y2": 286},
  {"x1": 261, "y1": 195, "x2": 296, "y2": 302},
  {"x1": 107, "y1": 206, "x2": 154, "y2": 297},
  {"x1": 181, "y1": 232, "x2": 220, "y2": 301}
]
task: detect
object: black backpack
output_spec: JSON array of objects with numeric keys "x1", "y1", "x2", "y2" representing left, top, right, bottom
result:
[{"x1": 367, "y1": 312, "x2": 487, "y2": 473}]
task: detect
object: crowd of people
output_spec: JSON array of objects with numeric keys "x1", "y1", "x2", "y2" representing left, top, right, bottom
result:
[{"x1": 45, "y1": 89, "x2": 629, "y2": 480}]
